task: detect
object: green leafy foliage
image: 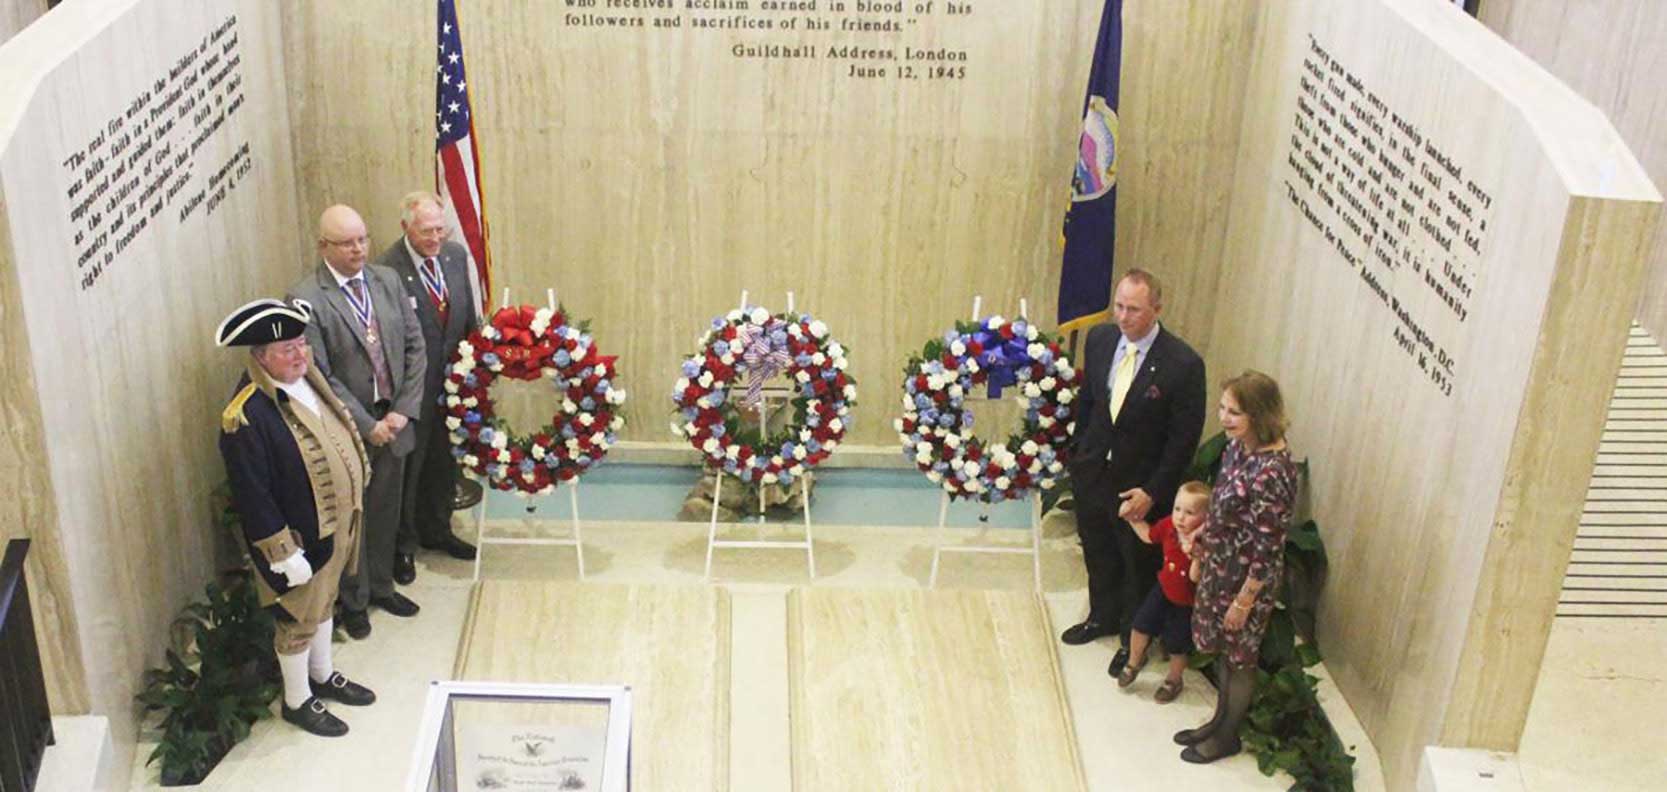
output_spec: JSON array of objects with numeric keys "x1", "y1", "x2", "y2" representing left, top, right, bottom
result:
[
  {"x1": 1184, "y1": 431, "x2": 1230, "y2": 485},
  {"x1": 137, "y1": 571, "x2": 280, "y2": 786}
]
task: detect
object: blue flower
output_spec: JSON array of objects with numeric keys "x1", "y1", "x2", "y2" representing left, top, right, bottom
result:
[
  {"x1": 519, "y1": 458, "x2": 536, "y2": 473},
  {"x1": 943, "y1": 331, "x2": 959, "y2": 344},
  {"x1": 464, "y1": 373, "x2": 478, "y2": 387},
  {"x1": 713, "y1": 340, "x2": 730, "y2": 356},
  {"x1": 821, "y1": 369, "x2": 837, "y2": 381},
  {"x1": 906, "y1": 433, "x2": 921, "y2": 445},
  {"x1": 770, "y1": 330, "x2": 788, "y2": 346},
  {"x1": 724, "y1": 459, "x2": 739, "y2": 473},
  {"x1": 710, "y1": 389, "x2": 727, "y2": 405},
  {"x1": 451, "y1": 446, "x2": 466, "y2": 460},
  {"x1": 561, "y1": 425, "x2": 576, "y2": 439},
  {"x1": 914, "y1": 394, "x2": 932, "y2": 411},
  {"x1": 682, "y1": 360, "x2": 702, "y2": 377},
  {"x1": 1037, "y1": 350, "x2": 1054, "y2": 366},
  {"x1": 479, "y1": 427, "x2": 495, "y2": 443},
  {"x1": 487, "y1": 464, "x2": 503, "y2": 478},
  {"x1": 554, "y1": 349, "x2": 571, "y2": 366},
  {"x1": 465, "y1": 410, "x2": 481, "y2": 425},
  {"x1": 1012, "y1": 320, "x2": 1029, "y2": 337},
  {"x1": 807, "y1": 440, "x2": 822, "y2": 453},
  {"x1": 936, "y1": 413, "x2": 954, "y2": 428},
  {"x1": 921, "y1": 408, "x2": 939, "y2": 424},
  {"x1": 595, "y1": 379, "x2": 611, "y2": 393},
  {"x1": 1057, "y1": 407, "x2": 1071, "y2": 420},
  {"x1": 925, "y1": 361, "x2": 945, "y2": 375},
  {"x1": 577, "y1": 455, "x2": 593, "y2": 466},
  {"x1": 807, "y1": 414, "x2": 821, "y2": 427},
  {"x1": 682, "y1": 407, "x2": 698, "y2": 420},
  {"x1": 481, "y1": 353, "x2": 500, "y2": 366},
  {"x1": 960, "y1": 412, "x2": 975, "y2": 428},
  {"x1": 580, "y1": 397, "x2": 596, "y2": 410},
  {"x1": 712, "y1": 423, "x2": 727, "y2": 437},
  {"x1": 932, "y1": 461, "x2": 948, "y2": 472},
  {"x1": 795, "y1": 353, "x2": 813, "y2": 367}
]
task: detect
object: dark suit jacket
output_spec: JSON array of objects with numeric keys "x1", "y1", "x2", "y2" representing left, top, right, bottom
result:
[
  {"x1": 1067, "y1": 322, "x2": 1206, "y2": 521},
  {"x1": 374, "y1": 238, "x2": 480, "y2": 422},
  {"x1": 287, "y1": 262, "x2": 427, "y2": 456}
]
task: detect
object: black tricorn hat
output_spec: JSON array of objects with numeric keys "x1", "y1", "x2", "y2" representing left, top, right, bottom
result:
[{"x1": 215, "y1": 298, "x2": 314, "y2": 347}]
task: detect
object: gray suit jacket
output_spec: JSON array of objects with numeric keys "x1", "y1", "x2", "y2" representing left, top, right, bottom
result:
[
  {"x1": 288, "y1": 261, "x2": 427, "y2": 456},
  {"x1": 374, "y1": 238, "x2": 480, "y2": 422}
]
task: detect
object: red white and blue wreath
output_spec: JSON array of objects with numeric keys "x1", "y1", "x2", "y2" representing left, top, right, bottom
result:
[
  {"x1": 444, "y1": 305, "x2": 627, "y2": 496},
  {"x1": 670, "y1": 306, "x2": 857, "y2": 486},
  {"x1": 895, "y1": 316, "x2": 1079, "y2": 502}
]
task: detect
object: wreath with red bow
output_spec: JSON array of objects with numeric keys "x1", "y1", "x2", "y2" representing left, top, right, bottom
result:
[{"x1": 444, "y1": 305, "x2": 627, "y2": 495}]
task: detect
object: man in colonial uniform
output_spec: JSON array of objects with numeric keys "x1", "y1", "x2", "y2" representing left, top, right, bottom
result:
[{"x1": 217, "y1": 298, "x2": 377, "y2": 737}]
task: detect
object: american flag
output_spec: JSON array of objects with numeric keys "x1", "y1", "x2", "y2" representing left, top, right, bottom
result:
[{"x1": 435, "y1": 0, "x2": 491, "y2": 315}]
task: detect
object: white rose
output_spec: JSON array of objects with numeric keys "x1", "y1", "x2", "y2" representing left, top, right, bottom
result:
[
  {"x1": 948, "y1": 384, "x2": 963, "y2": 399},
  {"x1": 670, "y1": 421, "x2": 685, "y2": 436},
  {"x1": 566, "y1": 438, "x2": 581, "y2": 451},
  {"x1": 749, "y1": 307, "x2": 769, "y2": 324},
  {"x1": 1059, "y1": 364, "x2": 1076, "y2": 379},
  {"x1": 1040, "y1": 377, "x2": 1057, "y2": 391},
  {"x1": 698, "y1": 372, "x2": 714, "y2": 388},
  {"x1": 967, "y1": 479, "x2": 984, "y2": 492},
  {"x1": 1028, "y1": 343, "x2": 1046, "y2": 359},
  {"x1": 843, "y1": 385, "x2": 857, "y2": 400},
  {"x1": 1025, "y1": 326, "x2": 1039, "y2": 340},
  {"x1": 720, "y1": 353, "x2": 735, "y2": 366},
  {"x1": 531, "y1": 445, "x2": 546, "y2": 459},
  {"x1": 563, "y1": 399, "x2": 578, "y2": 414},
  {"x1": 761, "y1": 472, "x2": 778, "y2": 484},
  {"x1": 676, "y1": 377, "x2": 690, "y2": 391},
  {"x1": 491, "y1": 433, "x2": 509, "y2": 449},
  {"x1": 1028, "y1": 460, "x2": 1042, "y2": 473},
  {"x1": 495, "y1": 449, "x2": 509, "y2": 462},
  {"x1": 606, "y1": 389, "x2": 627, "y2": 405},
  {"x1": 446, "y1": 417, "x2": 462, "y2": 430},
  {"x1": 967, "y1": 360, "x2": 980, "y2": 374},
  {"x1": 591, "y1": 432, "x2": 606, "y2": 446},
  {"x1": 945, "y1": 434, "x2": 961, "y2": 449},
  {"x1": 594, "y1": 361, "x2": 608, "y2": 377},
  {"x1": 828, "y1": 342, "x2": 845, "y2": 357},
  {"x1": 901, "y1": 393, "x2": 915, "y2": 410},
  {"x1": 446, "y1": 395, "x2": 461, "y2": 408},
  {"x1": 793, "y1": 446, "x2": 807, "y2": 460},
  {"x1": 1048, "y1": 461, "x2": 1064, "y2": 473},
  {"x1": 787, "y1": 323, "x2": 803, "y2": 338},
  {"x1": 463, "y1": 454, "x2": 478, "y2": 467},
  {"x1": 463, "y1": 397, "x2": 478, "y2": 408},
  {"x1": 950, "y1": 340, "x2": 966, "y2": 356},
  {"x1": 1058, "y1": 389, "x2": 1075, "y2": 404},
  {"x1": 1024, "y1": 383, "x2": 1042, "y2": 398},
  {"x1": 927, "y1": 374, "x2": 945, "y2": 391},
  {"x1": 812, "y1": 352, "x2": 826, "y2": 365},
  {"x1": 893, "y1": 418, "x2": 905, "y2": 432},
  {"x1": 579, "y1": 414, "x2": 595, "y2": 427},
  {"x1": 926, "y1": 471, "x2": 943, "y2": 483},
  {"x1": 987, "y1": 316, "x2": 1005, "y2": 329},
  {"x1": 996, "y1": 476, "x2": 1011, "y2": 490},
  {"x1": 703, "y1": 438, "x2": 719, "y2": 454},
  {"x1": 726, "y1": 444, "x2": 740, "y2": 459},
  {"x1": 1040, "y1": 479, "x2": 1056, "y2": 490},
  {"x1": 796, "y1": 370, "x2": 811, "y2": 383},
  {"x1": 726, "y1": 309, "x2": 743, "y2": 322},
  {"x1": 800, "y1": 429, "x2": 814, "y2": 442},
  {"x1": 916, "y1": 447, "x2": 933, "y2": 464},
  {"x1": 809, "y1": 320, "x2": 827, "y2": 339},
  {"x1": 832, "y1": 356, "x2": 848, "y2": 370},
  {"x1": 836, "y1": 405, "x2": 849, "y2": 416},
  {"x1": 611, "y1": 416, "x2": 624, "y2": 430},
  {"x1": 1021, "y1": 440, "x2": 1039, "y2": 455},
  {"x1": 962, "y1": 460, "x2": 981, "y2": 476},
  {"x1": 444, "y1": 380, "x2": 459, "y2": 394},
  {"x1": 696, "y1": 397, "x2": 711, "y2": 409},
  {"x1": 824, "y1": 439, "x2": 838, "y2": 451},
  {"x1": 1039, "y1": 416, "x2": 1056, "y2": 428}
]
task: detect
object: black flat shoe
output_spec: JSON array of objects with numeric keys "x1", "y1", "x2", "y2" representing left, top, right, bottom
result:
[
  {"x1": 1173, "y1": 725, "x2": 1213, "y2": 746},
  {"x1": 1106, "y1": 647, "x2": 1132, "y2": 677},
  {"x1": 282, "y1": 697, "x2": 348, "y2": 737},
  {"x1": 341, "y1": 608, "x2": 371, "y2": 640},
  {"x1": 371, "y1": 591, "x2": 420, "y2": 617},
  {"x1": 422, "y1": 533, "x2": 478, "y2": 561},
  {"x1": 310, "y1": 671, "x2": 376, "y2": 707},
  {"x1": 393, "y1": 552, "x2": 416, "y2": 585},
  {"x1": 1060, "y1": 620, "x2": 1112, "y2": 646},
  {"x1": 1180, "y1": 739, "x2": 1241, "y2": 764}
]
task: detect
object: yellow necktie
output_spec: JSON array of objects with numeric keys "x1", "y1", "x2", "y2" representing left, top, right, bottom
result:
[{"x1": 1109, "y1": 346, "x2": 1138, "y2": 421}]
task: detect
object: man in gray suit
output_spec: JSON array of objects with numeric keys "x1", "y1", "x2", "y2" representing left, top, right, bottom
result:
[
  {"x1": 373, "y1": 192, "x2": 480, "y2": 583},
  {"x1": 289, "y1": 204, "x2": 426, "y2": 639}
]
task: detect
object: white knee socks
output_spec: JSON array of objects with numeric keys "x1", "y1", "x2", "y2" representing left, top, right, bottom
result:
[
  {"x1": 279, "y1": 649, "x2": 312, "y2": 710},
  {"x1": 308, "y1": 618, "x2": 335, "y2": 683}
]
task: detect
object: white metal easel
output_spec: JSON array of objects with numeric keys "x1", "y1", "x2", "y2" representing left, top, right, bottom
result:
[
  {"x1": 703, "y1": 290, "x2": 817, "y2": 580},
  {"x1": 926, "y1": 295, "x2": 1045, "y2": 592},
  {"x1": 470, "y1": 287, "x2": 588, "y2": 581}
]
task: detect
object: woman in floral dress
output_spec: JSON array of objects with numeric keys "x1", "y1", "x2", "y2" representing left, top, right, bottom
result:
[{"x1": 1175, "y1": 370, "x2": 1298, "y2": 764}]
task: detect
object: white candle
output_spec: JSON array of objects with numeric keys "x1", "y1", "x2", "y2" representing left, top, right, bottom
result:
[
  {"x1": 739, "y1": 289, "x2": 749, "y2": 311},
  {"x1": 787, "y1": 290, "x2": 795, "y2": 313},
  {"x1": 547, "y1": 288, "x2": 556, "y2": 311},
  {"x1": 971, "y1": 295, "x2": 982, "y2": 320}
]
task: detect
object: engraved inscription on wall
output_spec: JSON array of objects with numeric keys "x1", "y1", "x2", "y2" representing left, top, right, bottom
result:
[
  {"x1": 61, "y1": 14, "x2": 253, "y2": 292},
  {"x1": 562, "y1": 0, "x2": 974, "y2": 82},
  {"x1": 1281, "y1": 34, "x2": 1494, "y2": 397}
]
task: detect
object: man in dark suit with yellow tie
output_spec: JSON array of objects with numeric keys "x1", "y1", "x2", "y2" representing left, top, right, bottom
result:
[
  {"x1": 288, "y1": 204, "x2": 426, "y2": 639},
  {"x1": 374, "y1": 192, "x2": 481, "y2": 582},
  {"x1": 1061, "y1": 269, "x2": 1206, "y2": 679}
]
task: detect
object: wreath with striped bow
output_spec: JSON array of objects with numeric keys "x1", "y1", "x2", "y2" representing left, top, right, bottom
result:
[
  {"x1": 444, "y1": 305, "x2": 627, "y2": 495},
  {"x1": 896, "y1": 316, "x2": 1078, "y2": 502},
  {"x1": 670, "y1": 306, "x2": 857, "y2": 486}
]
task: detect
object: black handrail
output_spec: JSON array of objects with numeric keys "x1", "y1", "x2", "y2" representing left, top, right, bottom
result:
[{"x1": 0, "y1": 540, "x2": 54, "y2": 792}]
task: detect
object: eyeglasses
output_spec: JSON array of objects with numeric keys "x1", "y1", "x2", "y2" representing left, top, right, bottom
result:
[
  {"x1": 410, "y1": 224, "x2": 451, "y2": 239},
  {"x1": 321, "y1": 235, "x2": 370, "y2": 249}
]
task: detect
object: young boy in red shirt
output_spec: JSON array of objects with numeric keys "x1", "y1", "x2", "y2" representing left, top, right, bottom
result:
[{"x1": 1116, "y1": 480, "x2": 1209, "y2": 702}]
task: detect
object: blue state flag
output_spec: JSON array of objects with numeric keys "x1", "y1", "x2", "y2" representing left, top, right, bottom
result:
[{"x1": 1058, "y1": 0, "x2": 1123, "y2": 333}]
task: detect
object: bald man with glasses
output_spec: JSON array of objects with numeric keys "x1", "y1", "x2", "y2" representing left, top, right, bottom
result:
[{"x1": 288, "y1": 204, "x2": 426, "y2": 639}]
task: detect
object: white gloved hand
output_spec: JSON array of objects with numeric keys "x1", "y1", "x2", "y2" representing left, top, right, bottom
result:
[{"x1": 271, "y1": 550, "x2": 313, "y2": 588}]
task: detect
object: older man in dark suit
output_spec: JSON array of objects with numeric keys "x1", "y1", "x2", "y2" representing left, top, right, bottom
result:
[
  {"x1": 1062, "y1": 269, "x2": 1206, "y2": 678},
  {"x1": 288, "y1": 204, "x2": 426, "y2": 639},
  {"x1": 373, "y1": 192, "x2": 480, "y2": 582}
]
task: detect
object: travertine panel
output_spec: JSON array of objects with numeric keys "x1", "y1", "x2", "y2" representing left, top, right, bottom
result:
[
  {"x1": 280, "y1": 0, "x2": 1105, "y2": 447},
  {"x1": 0, "y1": 0, "x2": 304, "y2": 781},
  {"x1": 456, "y1": 581, "x2": 731, "y2": 792},
  {"x1": 787, "y1": 588, "x2": 1085, "y2": 792},
  {"x1": 1198, "y1": 1, "x2": 1659, "y2": 788},
  {"x1": 1479, "y1": 0, "x2": 1667, "y2": 369}
]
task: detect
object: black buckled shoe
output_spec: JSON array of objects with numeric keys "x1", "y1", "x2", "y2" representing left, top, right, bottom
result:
[
  {"x1": 310, "y1": 671, "x2": 376, "y2": 707},
  {"x1": 1106, "y1": 647, "x2": 1132, "y2": 678},
  {"x1": 281, "y1": 697, "x2": 348, "y2": 737},
  {"x1": 422, "y1": 533, "x2": 478, "y2": 561},
  {"x1": 371, "y1": 591, "x2": 420, "y2": 617}
]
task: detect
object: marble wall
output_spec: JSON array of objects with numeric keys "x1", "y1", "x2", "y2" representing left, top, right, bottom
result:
[
  {"x1": 279, "y1": 0, "x2": 1106, "y2": 448},
  {"x1": 0, "y1": 0, "x2": 303, "y2": 781},
  {"x1": 1187, "y1": 1, "x2": 1658, "y2": 788},
  {"x1": 1478, "y1": 0, "x2": 1667, "y2": 347}
]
